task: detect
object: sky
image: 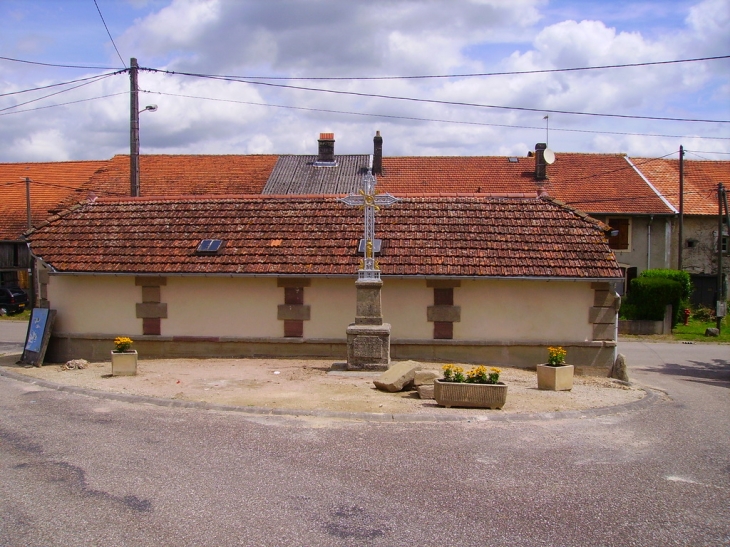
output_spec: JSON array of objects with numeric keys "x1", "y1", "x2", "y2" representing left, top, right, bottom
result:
[{"x1": 0, "y1": 0, "x2": 728, "y2": 163}]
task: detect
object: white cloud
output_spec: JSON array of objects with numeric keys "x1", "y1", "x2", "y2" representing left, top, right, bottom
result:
[{"x1": 0, "y1": 0, "x2": 727, "y2": 161}]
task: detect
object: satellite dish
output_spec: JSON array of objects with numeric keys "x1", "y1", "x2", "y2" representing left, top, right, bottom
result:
[{"x1": 543, "y1": 148, "x2": 556, "y2": 164}]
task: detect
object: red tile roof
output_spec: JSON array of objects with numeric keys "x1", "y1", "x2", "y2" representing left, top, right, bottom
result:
[
  {"x1": 377, "y1": 154, "x2": 675, "y2": 215},
  {"x1": 632, "y1": 158, "x2": 729, "y2": 215},
  {"x1": 0, "y1": 160, "x2": 106, "y2": 240},
  {"x1": 72, "y1": 154, "x2": 279, "y2": 202},
  {"x1": 27, "y1": 195, "x2": 621, "y2": 279}
]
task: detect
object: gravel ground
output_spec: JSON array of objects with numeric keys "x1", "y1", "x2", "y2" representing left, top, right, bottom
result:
[{"x1": 3, "y1": 357, "x2": 644, "y2": 416}]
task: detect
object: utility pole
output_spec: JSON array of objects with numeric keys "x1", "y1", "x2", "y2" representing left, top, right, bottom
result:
[
  {"x1": 130, "y1": 57, "x2": 140, "y2": 197},
  {"x1": 717, "y1": 183, "x2": 728, "y2": 332},
  {"x1": 678, "y1": 145, "x2": 684, "y2": 270},
  {"x1": 24, "y1": 176, "x2": 35, "y2": 308},
  {"x1": 25, "y1": 177, "x2": 32, "y2": 230}
]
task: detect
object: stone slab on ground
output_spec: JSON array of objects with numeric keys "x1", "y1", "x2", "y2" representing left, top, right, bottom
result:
[
  {"x1": 417, "y1": 384, "x2": 435, "y2": 399},
  {"x1": 414, "y1": 370, "x2": 439, "y2": 386},
  {"x1": 373, "y1": 360, "x2": 422, "y2": 392}
]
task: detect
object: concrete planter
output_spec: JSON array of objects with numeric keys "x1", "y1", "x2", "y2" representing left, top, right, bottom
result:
[
  {"x1": 536, "y1": 364, "x2": 573, "y2": 391},
  {"x1": 111, "y1": 350, "x2": 137, "y2": 376},
  {"x1": 433, "y1": 379, "x2": 507, "y2": 409}
]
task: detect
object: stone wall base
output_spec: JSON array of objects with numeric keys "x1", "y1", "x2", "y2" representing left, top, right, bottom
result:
[{"x1": 46, "y1": 334, "x2": 616, "y2": 376}]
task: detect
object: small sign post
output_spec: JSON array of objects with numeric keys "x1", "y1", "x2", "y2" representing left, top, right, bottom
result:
[{"x1": 19, "y1": 308, "x2": 56, "y2": 367}]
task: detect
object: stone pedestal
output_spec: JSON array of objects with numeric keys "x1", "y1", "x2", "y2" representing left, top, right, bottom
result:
[{"x1": 346, "y1": 277, "x2": 391, "y2": 370}]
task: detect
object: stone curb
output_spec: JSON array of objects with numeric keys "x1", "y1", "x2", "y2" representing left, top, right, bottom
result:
[{"x1": 0, "y1": 364, "x2": 660, "y2": 423}]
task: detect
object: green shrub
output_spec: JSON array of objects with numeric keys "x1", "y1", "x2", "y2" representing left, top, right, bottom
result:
[
  {"x1": 639, "y1": 269, "x2": 692, "y2": 299},
  {"x1": 692, "y1": 305, "x2": 716, "y2": 322},
  {"x1": 629, "y1": 277, "x2": 683, "y2": 327},
  {"x1": 638, "y1": 269, "x2": 692, "y2": 325}
]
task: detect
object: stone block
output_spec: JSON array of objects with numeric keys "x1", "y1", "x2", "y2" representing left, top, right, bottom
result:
[
  {"x1": 135, "y1": 276, "x2": 167, "y2": 286},
  {"x1": 414, "y1": 370, "x2": 439, "y2": 386},
  {"x1": 427, "y1": 305, "x2": 461, "y2": 323},
  {"x1": 608, "y1": 353, "x2": 629, "y2": 382},
  {"x1": 705, "y1": 328, "x2": 720, "y2": 337},
  {"x1": 277, "y1": 304, "x2": 311, "y2": 321},
  {"x1": 589, "y1": 306, "x2": 616, "y2": 324},
  {"x1": 417, "y1": 384, "x2": 435, "y2": 399},
  {"x1": 426, "y1": 279, "x2": 462, "y2": 289},
  {"x1": 136, "y1": 302, "x2": 168, "y2": 319},
  {"x1": 373, "y1": 360, "x2": 422, "y2": 392}
]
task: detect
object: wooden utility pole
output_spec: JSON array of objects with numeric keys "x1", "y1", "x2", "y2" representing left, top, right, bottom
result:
[
  {"x1": 678, "y1": 145, "x2": 684, "y2": 270},
  {"x1": 717, "y1": 183, "x2": 728, "y2": 332},
  {"x1": 130, "y1": 57, "x2": 140, "y2": 197}
]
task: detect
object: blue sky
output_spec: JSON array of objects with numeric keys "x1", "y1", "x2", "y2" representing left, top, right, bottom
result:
[{"x1": 0, "y1": 0, "x2": 728, "y2": 162}]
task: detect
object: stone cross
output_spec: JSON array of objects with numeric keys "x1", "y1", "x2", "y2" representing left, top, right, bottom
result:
[{"x1": 339, "y1": 171, "x2": 399, "y2": 280}]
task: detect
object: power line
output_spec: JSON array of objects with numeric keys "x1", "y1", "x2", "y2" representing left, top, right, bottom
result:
[
  {"x1": 0, "y1": 73, "x2": 118, "y2": 113},
  {"x1": 0, "y1": 71, "x2": 125, "y2": 98},
  {"x1": 0, "y1": 55, "x2": 118, "y2": 70},
  {"x1": 3, "y1": 53, "x2": 727, "y2": 79},
  {"x1": 236, "y1": 54, "x2": 730, "y2": 80},
  {"x1": 147, "y1": 67, "x2": 730, "y2": 124},
  {"x1": 143, "y1": 89, "x2": 730, "y2": 141},
  {"x1": 93, "y1": 0, "x2": 126, "y2": 68},
  {"x1": 0, "y1": 92, "x2": 128, "y2": 117}
]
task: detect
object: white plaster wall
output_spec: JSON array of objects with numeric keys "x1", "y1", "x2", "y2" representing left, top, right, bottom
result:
[
  {"x1": 47, "y1": 274, "x2": 596, "y2": 343},
  {"x1": 458, "y1": 279, "x2": 594, "y2": 342},
  {"x1": 165, "y1": 277, "x2": 280, "y2": 337},
  {"x1": 305, "y1": 278, "x2": 355, "y2": 338},
  {"x1": 382, "y1": 279, "x2": 432, "y2": 339},
  {"x1": 47, "y1": 275, "x2": 140, "y2": 334}
]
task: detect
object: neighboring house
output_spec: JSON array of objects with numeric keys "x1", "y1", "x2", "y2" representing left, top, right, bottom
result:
[
  {"x1": 26, "y1": 194, "x2": 622, "y2": 372},
  {"x1": 633, "y1": 158, "x2": 729, "y2": 307},
  {"x1": 0, "y1": 160, "x2": 106, "y2": 293},
  {"x1": 373, "y1": 141, "x2": 678, "y2": 295}
]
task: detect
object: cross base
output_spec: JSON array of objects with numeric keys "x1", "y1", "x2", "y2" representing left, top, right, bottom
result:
[{"x1": 345, "y1": 323, "x2": 392, "y2": 370}]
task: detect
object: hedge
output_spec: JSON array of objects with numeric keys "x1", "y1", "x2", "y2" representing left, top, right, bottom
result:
[{"x1": 629, "y1": 277, "x2": 683, "y2": 327}]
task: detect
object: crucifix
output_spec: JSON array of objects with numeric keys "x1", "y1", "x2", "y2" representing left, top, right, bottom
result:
[
  {"x1": 339, "y1": 171, "x2": 399, "y2": 280},
  {"x1": 338, "y1": 169, "x2": 399, "y2": 370}
]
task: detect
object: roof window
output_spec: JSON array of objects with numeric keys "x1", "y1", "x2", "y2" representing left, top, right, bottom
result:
[
  {"x1": 508, "y1": 157, "x2": 519, "y2": 163},
  {"x1": 196, "y1": 239, "x2": 224, "y2": 254}
]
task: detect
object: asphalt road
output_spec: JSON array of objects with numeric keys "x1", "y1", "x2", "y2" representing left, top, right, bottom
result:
[{"x1": 0, "y1": 323, "x2": 728, "y2": 546}]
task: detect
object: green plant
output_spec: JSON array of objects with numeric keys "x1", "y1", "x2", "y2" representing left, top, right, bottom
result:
[
  {"x1": 442, "y1": 364, "x2": 501, "y2": 384},
  {"x1": 692, "y1": 305, "x2": 716, "y2": 322},
  {"x1": 113, "y1": 336, "x2": 133, "y2": 353},
  {"x1": 547, "y1": 346, "x2": 567, "y2": 366},
  {"x1": 629, "y1": 277, "x2": 683, "y2": 327}
]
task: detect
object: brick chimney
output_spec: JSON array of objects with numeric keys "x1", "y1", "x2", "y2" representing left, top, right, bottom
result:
[
  {"x1": 317, "y1": 133, "x2": 335, "y2": 164},
  {"x1": 372, "y1": 131, "x2": 383, "y2": 175},
  {"x1": 534, "y1": 142, "x2": 547, "y2": 181}
]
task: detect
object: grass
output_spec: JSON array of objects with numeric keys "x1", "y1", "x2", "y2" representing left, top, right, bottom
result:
[
  {"x1": 672, "y1": 316, "x2": 730, "y2": 343},
  {"x1": 0, "y1": 309, "x2": 30, "y2": 321}
]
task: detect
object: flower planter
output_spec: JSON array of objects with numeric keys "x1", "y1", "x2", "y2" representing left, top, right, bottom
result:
[
  {"x1": 111, "y1": 350, "x2": 138, "y2": 376},
  {"x1": 433, "y1": 379, "x2": 507, "y2": 409},
  {"x1": 536, "y1": 364, "x2": 573, "y2": 391}
]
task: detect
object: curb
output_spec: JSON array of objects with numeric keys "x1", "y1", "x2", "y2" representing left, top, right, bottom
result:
[{"x1": 0, "y1": 364, "x2": 661, "y2": 423}]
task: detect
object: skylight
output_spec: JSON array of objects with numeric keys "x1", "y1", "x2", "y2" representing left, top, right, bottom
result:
[{"x1": 197, "y1": 239, "x2": 223, "y2": 254}]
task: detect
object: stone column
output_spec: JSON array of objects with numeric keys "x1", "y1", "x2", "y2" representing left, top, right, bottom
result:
[{"x1": 346, "y1": 278, "x2": 391, "y2": 370}]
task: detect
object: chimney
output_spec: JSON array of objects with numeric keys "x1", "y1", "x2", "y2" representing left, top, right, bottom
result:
[
  {"x1": 534, "y1": 142, "x2": 547, "y2": 181},
  {"x1": 372, "y1": 130, "x2": 383, "y2": 175},
  {"x1": 317, "y1": 133, "x2": 335, "y2": 164}
]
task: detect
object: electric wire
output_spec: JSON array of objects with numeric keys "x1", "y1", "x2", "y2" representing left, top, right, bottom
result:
[
  {"x1": 93, "y1": 0, "x2": 126, "y2": 68},
  {"x1": 0, "y1": 73, "x2": 118, "y2": 113},
  {"x1": 0, "y1": 71, "x2": 125, "y2": 98},
  {"x1": 1, "y1": 53, "x2": 727, "y2": 79},
  {"x1": 142, "y1": 89, "x2": 730, "y2": 141},
  {"x1": 145, "y1": 67, "x2": 730, "y2": 124},
  {"x1": 0, "y1": 92, "x2": 128, "y2": 117}
]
